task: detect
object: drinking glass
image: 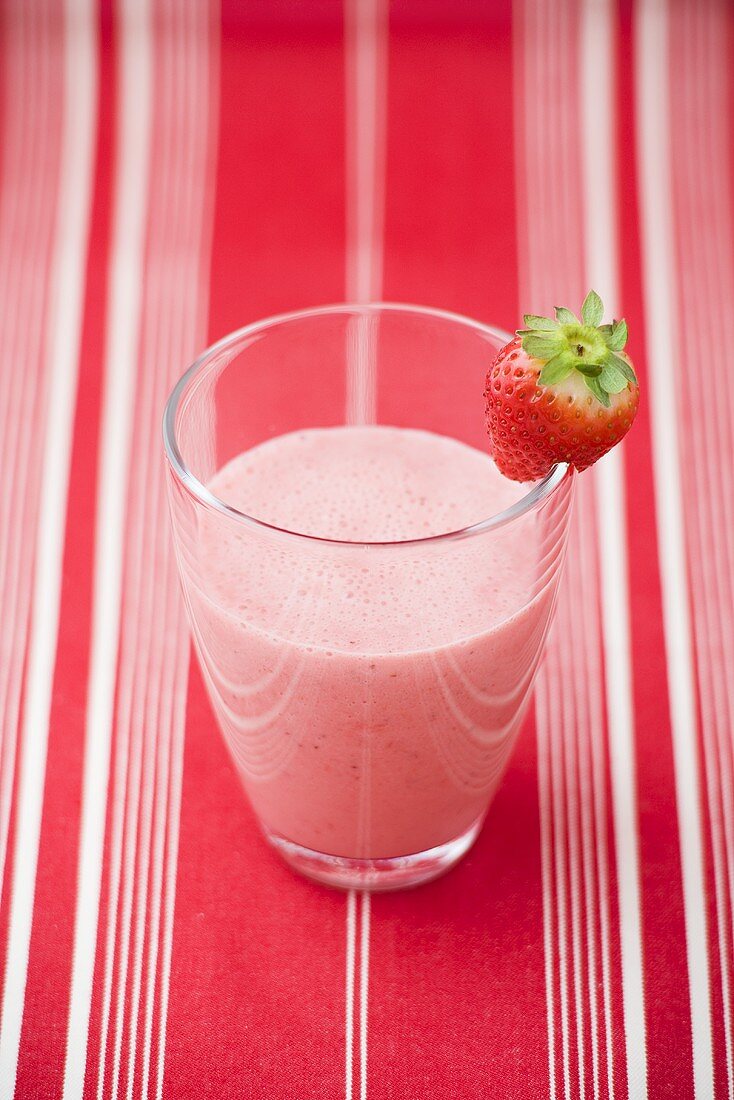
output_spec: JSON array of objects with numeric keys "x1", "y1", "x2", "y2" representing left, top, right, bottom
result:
[{"x1": 163, "y1": 304, "x2": 574, "y2": 890}]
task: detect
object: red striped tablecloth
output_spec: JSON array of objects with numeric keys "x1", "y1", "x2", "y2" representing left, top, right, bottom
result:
[{"x1": 1, "y1": 1, "x2": 732, "y2": 1096}]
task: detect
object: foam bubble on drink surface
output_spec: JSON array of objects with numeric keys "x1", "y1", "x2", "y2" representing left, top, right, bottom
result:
[{"x1": 202, "y1": 426, "x2": 534, "y2": 653}]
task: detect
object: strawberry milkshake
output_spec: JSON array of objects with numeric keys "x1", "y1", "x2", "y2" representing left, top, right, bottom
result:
[
  {"x1": 182, "y1": 425, "x2": 569, "y2": 884},
  {"x1": 164, "y1": 300, "x2": 635, "y2": 888}
]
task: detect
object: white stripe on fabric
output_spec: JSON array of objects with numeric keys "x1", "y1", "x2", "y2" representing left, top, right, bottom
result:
[
  {"x1": 690, "y1": 5, "x2": 734, "y2": 945},
  {"x1": 515, "y1": 0, "x2": 570, "y2": 1092},
  {"x1": 360, "y1": 892, "x2": 371, "y2": 1100},
  {"x1": 634, "y1": 1, "x2": 714, "y2": 1097},
  {"x1": 345, "y1": 889, "x2": 357, "y2": 1100},
  {"x1": 344, "y1": 0, "x2": 388, "y2": 430},
  {"x1": 154, "y1": 631, "x2": 190, "y2": 1100},
  {"x1": 546, "y1": 4, "x2": 588, "y2": 1082},
  {"x1": 580, "y1": 0, "x2": 648, "y2": 1094},
  {"x1": 512, "y1": 5, "x2": 556, "y2": 1090},
  {"x1": 575, "y1": 484, "x2": 610, "y2": 1100},
  {"x1": 676, "y1": 3, "x2": 734, "y2": 1093},
  {"x1": 129, "y1": 4, "x2": 217, "y2": 1092},
  {"x1": 100, "y1": 6, "x2": 186, "y2": 1092},
  {"x1": 0, "y1": 0, "x2": 55, "y2": 898},
  {"x1": 549, "y1": 639, "x2": 572, "y2": 1100},
  {"x1": 517, "y1": 0, "x2": 587, "y2": 1094},
  {"x1": 0, "y1": 2, "x2": 98, "y2": 1095},
  {"x1": 535, "y1": 672, "x2": 557, "y2": 1100},
  {"x1": 0, "y1": 0, "x2": 52, "y2": 559},
  {"x1": 88, "y1": 2, "x2": 218, "y2": 1096},
  {"x1": 515, "y1": 0, "x2": 632, "y2": 1094},
  {"x1": 343, "y1": 0, "x2": 387, "y2": 1095},
  {"x1": 344, "y1": 0, "x2": 387, "y2": 304},
  {"x1": 106, "y1": 69, "x2": 176, "y2": 1100},
  {"x1": 560, "y1": 573, "x2": 586, "y2": 1100},
  {"x1": 154, "y1": 5, "x2": 219, "y2": 1097},
  {"x1": 62, "y1": 2, "x2": 153, "y2": 1096}
]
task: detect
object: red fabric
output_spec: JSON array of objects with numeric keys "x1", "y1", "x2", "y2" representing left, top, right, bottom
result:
[{"x1": 1, "y1": 1, "x2": 733, "y2": 1097}]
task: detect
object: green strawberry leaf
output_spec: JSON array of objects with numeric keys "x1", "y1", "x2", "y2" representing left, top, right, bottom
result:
[
  {"x1": 581, "y1": 290, "x2": 604, "y2": 327},
  {"x1": 554, "y1": 306, "x2": 578, "y2": 325},
  {"x1": 606, "y1": 319, "x2": 628, "y2": 352},
  {"x1": 538, "y1": 353, "x2": 574, "y2": 386},
  {"x1": 608, "y1": 351, "x2": 637, "y2": 383},
  {"x1": 522, "y1": 314, "x2": 556, "y2": 330},
  {"x1": 599, "y1": 364, "x2": 629, "y2": 394},
  {"x1": 585, "y1": 376, "x2": 611, "y2": 407},
  {"x1": 521, "y1": 333, "x2": 563, "y2": 360}
]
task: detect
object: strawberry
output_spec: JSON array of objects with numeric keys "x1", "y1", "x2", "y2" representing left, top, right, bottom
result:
[{"x1": 484, "y1": 290, "x2": 639, "y2": 482}]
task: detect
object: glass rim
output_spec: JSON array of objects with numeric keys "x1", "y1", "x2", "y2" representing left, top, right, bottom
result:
[{"x1": 162, "y1": 301, "x2": 571, "y2": 549}]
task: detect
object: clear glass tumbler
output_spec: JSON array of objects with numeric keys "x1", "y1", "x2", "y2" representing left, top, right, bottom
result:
[{"x1": 163, "y1": 304, "x2": 574, "y2": 890}]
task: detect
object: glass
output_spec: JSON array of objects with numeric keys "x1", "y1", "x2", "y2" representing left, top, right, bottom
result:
[{"x1": 163, "y1": 304, "x2": 574, "y2": 890}]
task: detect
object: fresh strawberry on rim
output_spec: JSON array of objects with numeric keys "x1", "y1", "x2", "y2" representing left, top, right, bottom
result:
[{"x1": 484, "y1": 290, "x2": 639, "y2": 482}]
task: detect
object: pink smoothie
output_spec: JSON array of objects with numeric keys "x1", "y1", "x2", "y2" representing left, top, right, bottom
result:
[{"x1": 189, "y1": 426, "x2": 558, "y2": 859}]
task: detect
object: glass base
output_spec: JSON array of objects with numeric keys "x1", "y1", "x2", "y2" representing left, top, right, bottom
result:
[{"x1": 263, "y1": 815, "x2": 484, "y2": 891}]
